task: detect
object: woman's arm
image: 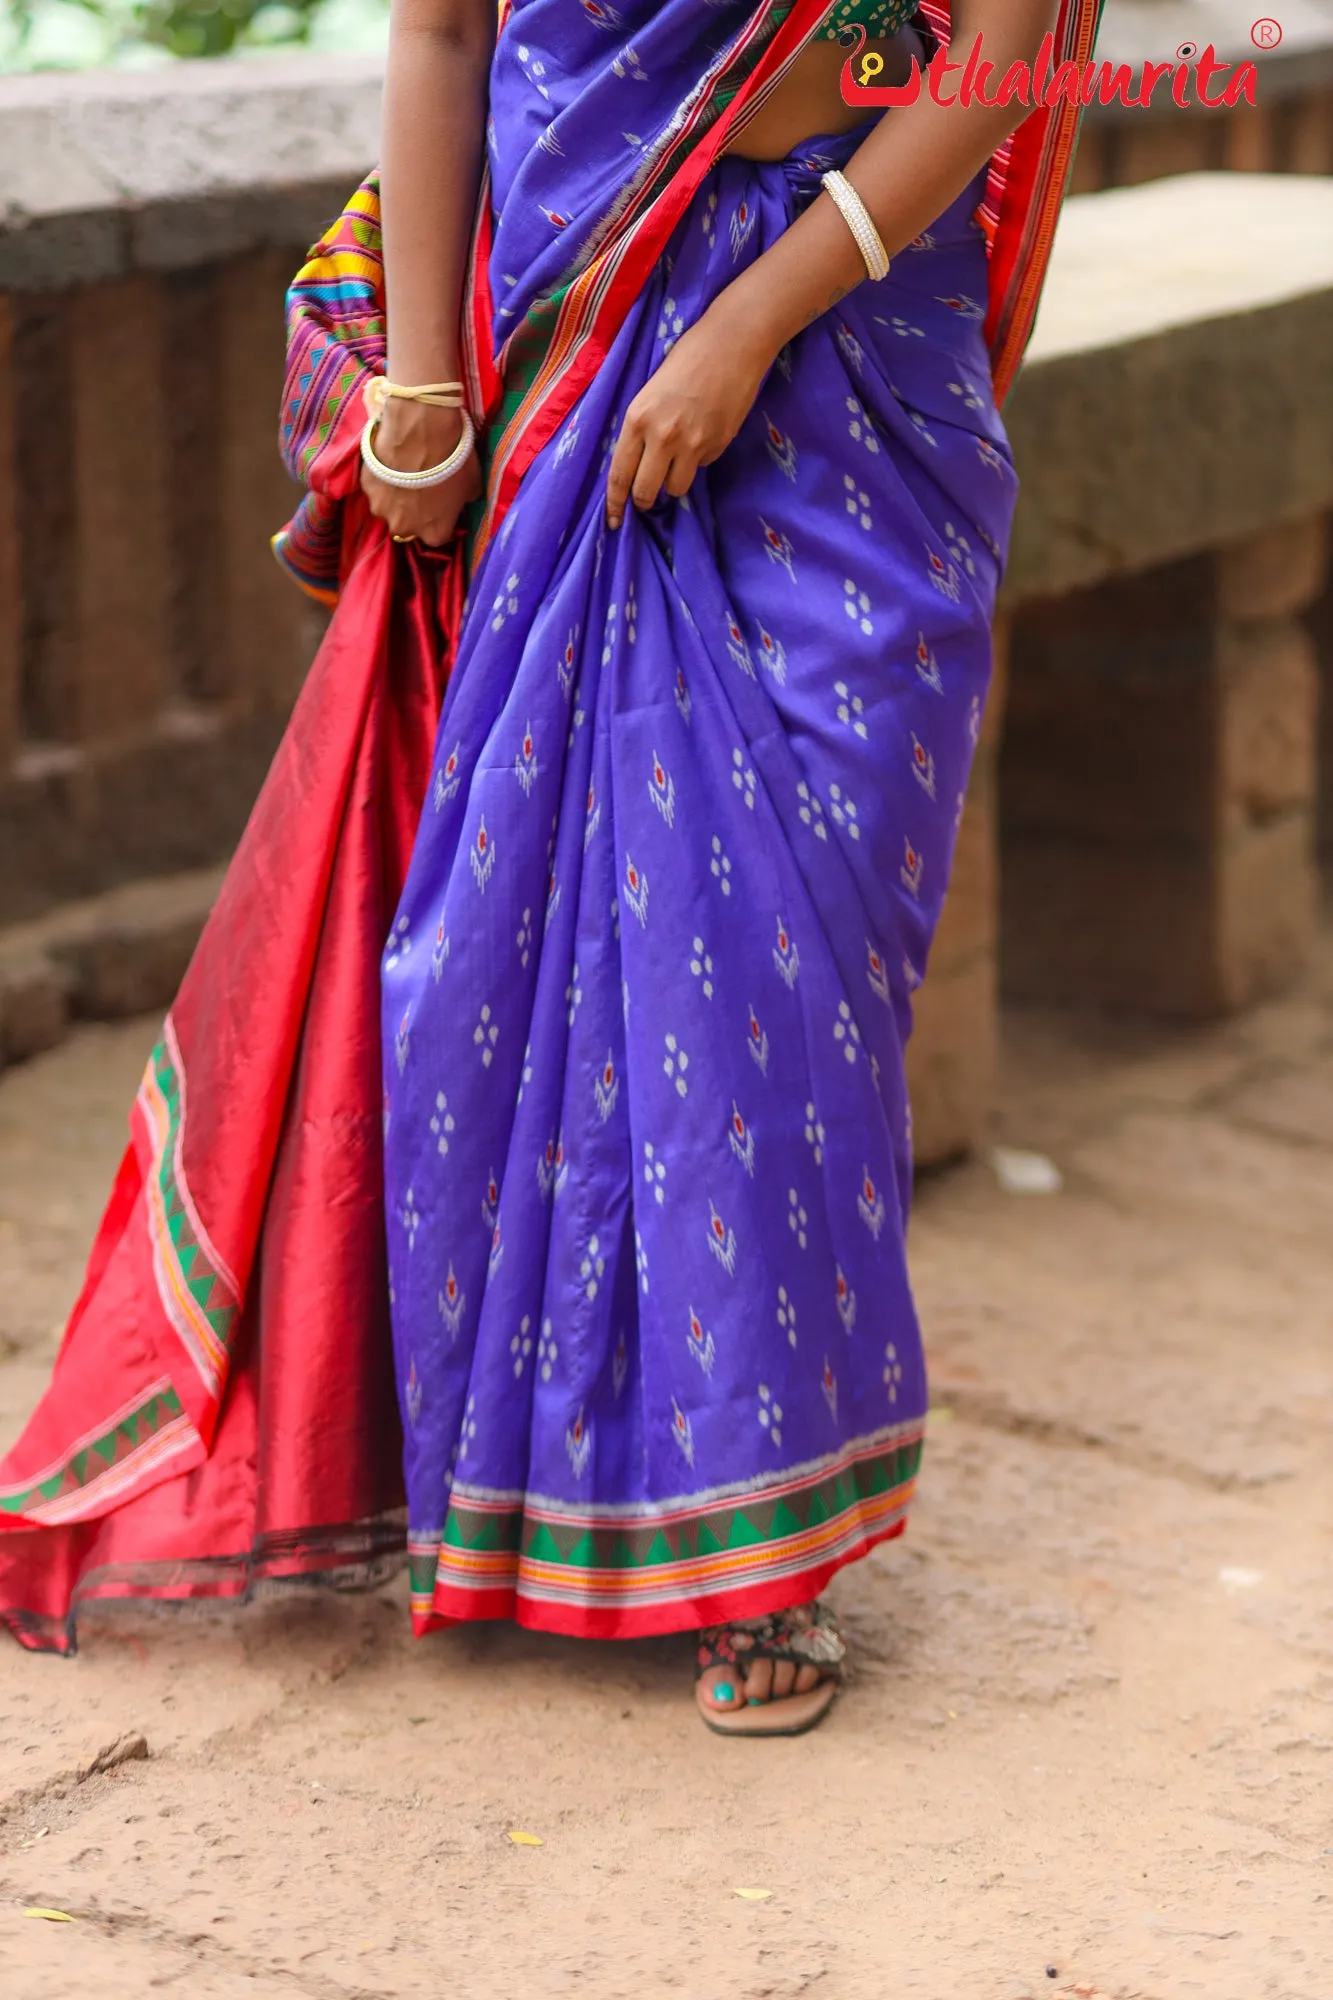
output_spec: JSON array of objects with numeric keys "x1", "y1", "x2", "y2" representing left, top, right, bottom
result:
[
  {"x1": 606, "y1": 0, "x2": 1055, "y2": 528},
  {"x1": 363, "y1": 0, "x2": 494, "y2": 545}
]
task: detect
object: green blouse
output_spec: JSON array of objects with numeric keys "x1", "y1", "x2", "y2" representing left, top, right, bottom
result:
[{"x1": 820, "y1": 0, "x2": 919, "y2": 39}]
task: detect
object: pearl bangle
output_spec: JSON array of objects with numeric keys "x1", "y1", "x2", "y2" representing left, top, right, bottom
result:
[
  {"x1": 360, "y1": 408, "x2": 476, "y2": 491},
  {"x1": 821, "y1": 170, "x2": 891, "y2": 283}
]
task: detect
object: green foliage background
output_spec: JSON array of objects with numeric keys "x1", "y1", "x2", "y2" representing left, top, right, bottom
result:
[{"x1": 1, "y1": 0, "x2": 388, "y2": 66}]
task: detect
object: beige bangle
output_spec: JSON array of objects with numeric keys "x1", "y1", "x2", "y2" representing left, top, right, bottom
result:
[
  {"x1": 363, "y1": 377, "x2": 466, "y2": 417},
  {"x1": 821, "y1": 170, "x2": 891, "y2": 283}
]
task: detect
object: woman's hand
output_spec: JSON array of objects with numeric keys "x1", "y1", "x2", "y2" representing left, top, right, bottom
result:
[
  {"x1": 360, "y1": 400, "x2": 482, "y2": 545},
  {"x1": 605, "y1": 299, "x2": 777, "y2": 529}
]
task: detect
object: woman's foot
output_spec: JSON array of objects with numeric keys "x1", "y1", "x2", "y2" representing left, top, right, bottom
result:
[{"x1": 694, "y1": 1602, "x2": 845, "y2": 1736}]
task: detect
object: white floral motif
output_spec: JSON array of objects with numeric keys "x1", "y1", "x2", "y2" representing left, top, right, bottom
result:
[
  {"x1": 730, "y1": 193, "x2": 755, "y2": 259},
  {"x1": 394, "y1": 1008, "x2": 410, "y2": 1076},
  {"x1": 635, "y1": 1226, "x2": 649, "y2": 1296},
  {"x1": 518, "y1": 1042, "x2": 534, "y2": 1104},
  {"x1": 674, "y1": 662, "x2": 692, "y2": 723},
  {"x1": 834, "y1": 680, "x2": 869, "y2": 739},
  {"x1": 747, "y1": 1003, "x2": 769, "y2": 1075},
  {"x1": 845, "y1": 395, "x2": 881, "y2": 455},
  {"x1": 557, "y1": 626, "x2": 578, "y2": 700},
  {"x1": 687, "y1": 1307, "x2": 715, "y2": 1378},
  {"x1": 821, "y1": 1358, "x2": 838, "y2": 1423},
  {"x1": 490, "y1": 572, "x2": 520, "y2": 631},
  {"x1": 890, "y1": 316, "x2": 925, "y2": 339},
  {"x1": 833, "y1": 1000, "x2": 862, "y2": 1065},
  {"x1": 473, "y1": 1003, "x2": 499, "y2": 1067},
  {"x1": 760, "y1": 518, "x2": 796, "y2": 580},
  {"x1": 827, "y1": 782, "x2": 861, "y2": 840},
  {"x1": 601, "y1": 601, "x2": 618, "y2": 666},
  {"x1": 649, "y1": 750, "x2": 676, "y2": 827},
  {"x1": 566, "y1": 1408, "x2": 592, "y2": 1478},
  {"x1": 384, "y1": 915, "x2": 411, "y2": 971},
  {"x1": 689, "y1": 937, "x2": 714, "y2": 999},
  {"x1": 623, "y1": 854, "x2": 649, "y2": 926},
  {"x1": 662, "y1": 1033, "x2": 689, "y2": 1098},
  {"x1": 804, "y1": 1102, "x2": 825, "y2": 1166},
  {"x1": 835, "y1": 324, "x2": 865, "y2": 374},
  {"x1": 515, "y1": 906, "x2": 534, "y2": 969},
  {"x1": 926, "y1": 546, "x2": 962, "y2": 602},
  {"x1": 554, "y1": 417, "x2": 578, "y2": 463},
  {"x1": 915, "y1": 632, "x2": 944, "y2": 693},
  {"x1": 514, "y1": 721, "x2": 539, "y2": 796},
  {"x1": 583, "y1": 781, "x2": 601, "y2": 851},
  {"x1": 625, "y1": 580, "x2": 638, "y2": 643},
  {"x1": 580, "y1": 1234, "x2": 606, "y2": 1302},
  {"x1": 545, "y1": 868, "x2": 561, "y2": 932},
  {"x1": 433, "y1": 742, "x2": 463, "y2": 811},
  {"x1": 968, "y1": 692, "x2": 983, "y2": 745},
  {"x1": 773, "y1": 917, "x2": 800, "y2": 989},
  {"x1": 757, "y1": 1384, "x2": 783, "y2": 1448},
  {"x1": 643, "y1": 1142, "x2": 666, "y2": 1206},
  {"x1": 432, "y1": 912, "x2": 449, "y2": 983},
  {"x1": 510, "y1": 1315, "x2": 534, "y2": 1379},
  {"x1": 429, "y1": 1091, "x2": 455, "y2": 1157},
  {"x1": 405, "y1": 1356, "x2": 423, "y2": 1428},
  {"x1": 538, "y1": 1317, "x2": 559, "y2": 1384},
  {"x1": 797, "y1": 779, "x2": 828, "y2": 841},
  {"x1": 844, "y1": 474, "x2": 872, "y2": 529},
  {"x1": 843, "y1": 578, "x2": 874, "y2": 636},
  {"x1": 457, "y1": 1393, "x2": 478, "y2": 1463},
  {"x1": 566, "y1": 963, "x2": 583, "y2": 1025},
  {"x1": 731, "y1": 749, "x2": 757, "y2": 809},
  {"x1": 763, "y1": 414, "x2": 797, "y2": 481},
  {"x1": 438, "y1": 1262, "x2": 465, "y2": 1339},
  {"x1": 710, "y1": 835, "x2": 732, "y2": 896},
  {"x1": 707, "y1": 1200, "x2": 737, "y2": 1276},
  {"x1": 858, "y1": 1167, "x2": 886, "y2": 1241},
  {"x1": 836, "y1": 1266, "x2": 857, "y2": 1333},
  {"x1": 701, "y1": 187, "x2": 718, "y2": 247},
  {"x1": 487, "y1": 1218, "x2": 503, "y2": 1279},
  {"x1": 657, "y1": 296, "x2": 685, "y2": 352},
  {"x1": 911, "y1": 733, "x2": 936, "y2": 798},
  {"x1": 725, "y1": 611, "x2": 754, "y2": 676},
  {"x1": 516, "y1": 42, "x2": 550, "y2": 97},
  {"x1": 901, "y1": 838, "x2": 924, "y2": 898},
  {"x1": 884, "y1": 1339, "x2": 903, "y2": 1404},
  {"x1": 777, "y1": 1287, "x2": 798, "y2": 1349},
  {"x1": 756, "y1": 623, "x2": 787, "y2": 685},
  {"x1": 612, "y1": 40, "x2": 646, "y2": 79},
  {"x1": 866, "y1": 942, "x2": 891, "y2": 1005},
  {"x1": 594, "y1": 1052, "x2": 619, "y2": 1123},
  {"x1": 948, "y1": 376, "x2": 985, "y2": 411},
  {"x1": 671, "y1": 1396, "x2": 695, "y2": 1468},
  {"x1": 401, "y1": 1185, "x2": 422, "y2": 1250},
  {"x1": 728, "y1": 1102, "x2": 755, "y2": 1177},
  {"x1": 470, "y1": 817, "x2": 496, "y2": 892},
  {"x1": 787, "y1": 1190, "x2": 808, "y2": 1250},
  {"x1": 945, "y1": 519, "x2": 978, "y2": 578}
]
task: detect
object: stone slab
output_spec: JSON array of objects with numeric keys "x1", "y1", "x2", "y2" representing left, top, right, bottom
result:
[
  {"x1": 1007, "y1": 175, "x2": 1333, "y2": 602},
  {"x1": 0, "y1": 55, "x2": 383, "y2": 288}
]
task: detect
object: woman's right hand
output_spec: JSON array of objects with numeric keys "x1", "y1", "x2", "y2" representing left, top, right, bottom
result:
[{"x1": 360, "y1": 400, "x2": 482, "y2": 546}]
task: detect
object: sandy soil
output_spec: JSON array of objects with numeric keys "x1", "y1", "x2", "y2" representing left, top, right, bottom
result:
[{"x1": 1, "y1": 942, "x2": 1331, "y2": 1999}]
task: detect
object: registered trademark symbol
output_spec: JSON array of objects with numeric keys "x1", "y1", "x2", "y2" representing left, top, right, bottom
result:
[{"x1": 1251, "y1": 16, "x2": 1283, "y2": 46}]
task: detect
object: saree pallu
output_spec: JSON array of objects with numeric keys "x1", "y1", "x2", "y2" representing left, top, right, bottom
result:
[{"x1": 0, "y1": 0, "x2": 1097, "y2": 1653}]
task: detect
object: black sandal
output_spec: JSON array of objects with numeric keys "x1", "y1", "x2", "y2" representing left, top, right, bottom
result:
[{"x1": 694, "y1": 1601, "x2": 846, "y2": 1737}]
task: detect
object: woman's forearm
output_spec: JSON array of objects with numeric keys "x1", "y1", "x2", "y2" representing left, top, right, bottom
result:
[
  {"x1": 721, "y1": 0, "x2": 1057, "y2": 355},
  {"x1": 380, "y1": 0, "x2": 494, "y2": 388}
]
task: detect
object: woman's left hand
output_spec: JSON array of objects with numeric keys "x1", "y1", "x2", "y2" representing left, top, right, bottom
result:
[{"x1": 605, "y1": 300, "x2": 776, "y2": 529}]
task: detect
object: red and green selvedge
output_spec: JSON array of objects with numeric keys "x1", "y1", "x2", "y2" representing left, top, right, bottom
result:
[{"x1": 410, "y1": 1425, "x2": 924, "y2": 1638}]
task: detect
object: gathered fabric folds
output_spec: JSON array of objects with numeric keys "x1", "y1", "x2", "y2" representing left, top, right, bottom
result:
[{"x1": 0, "y1": 0, "x2": 1098, "y2": 1651}]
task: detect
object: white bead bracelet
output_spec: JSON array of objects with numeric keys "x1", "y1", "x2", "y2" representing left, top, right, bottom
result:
[
  {"x1": 360, "y1": 408, "x2": 476, "y2": 490},
  {"x1": 821, "y1": 170, "x2": 891, "y2": 283}
]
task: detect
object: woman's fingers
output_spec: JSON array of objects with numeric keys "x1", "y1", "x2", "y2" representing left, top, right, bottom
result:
[{"x1": 605, "y1": 417, "x2": 643, "y2": 529}]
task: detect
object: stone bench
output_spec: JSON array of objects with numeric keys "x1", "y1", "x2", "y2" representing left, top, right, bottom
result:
[{"x1": 906, "y1": 171, "x2": 1333, "y2": 1160}]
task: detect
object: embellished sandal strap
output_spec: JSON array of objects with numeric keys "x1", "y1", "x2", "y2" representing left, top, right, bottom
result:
[{"x1": 696, "y1": 1600, "x2": 846, "y2": 1681}]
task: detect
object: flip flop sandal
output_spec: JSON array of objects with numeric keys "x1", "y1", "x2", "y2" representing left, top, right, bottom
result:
[{"x1": 694, "y1": 1602, "x2": 846, "y2": 1737}]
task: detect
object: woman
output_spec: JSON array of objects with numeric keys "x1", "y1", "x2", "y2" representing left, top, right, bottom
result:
[{"x1": 0, "y1": 0, "x2": 1095, "y2": 1734}]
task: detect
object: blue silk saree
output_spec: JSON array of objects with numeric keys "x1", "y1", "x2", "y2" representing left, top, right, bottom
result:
[{"x1": 382, "y1": 0, "x2": 1021, "y2": 1639}]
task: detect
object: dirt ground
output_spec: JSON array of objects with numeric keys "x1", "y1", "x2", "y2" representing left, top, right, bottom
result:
[{"x1": 1, "y1": 944, "x2": 1331, "y2": 2000}]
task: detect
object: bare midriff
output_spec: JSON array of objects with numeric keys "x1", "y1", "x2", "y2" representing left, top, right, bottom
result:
[{"x1": 722, "y1": 30, "x2": 919, "y2": 162}]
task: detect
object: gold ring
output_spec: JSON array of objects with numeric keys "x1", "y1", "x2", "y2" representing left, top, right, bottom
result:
[{"x1": 392, "y1": 533, "x2": 418, "y2": 544}]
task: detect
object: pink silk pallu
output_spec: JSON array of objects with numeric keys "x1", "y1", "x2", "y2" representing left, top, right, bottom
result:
[{"x1": 0, "y1": 518, "x2": 459, "y2": 1650}]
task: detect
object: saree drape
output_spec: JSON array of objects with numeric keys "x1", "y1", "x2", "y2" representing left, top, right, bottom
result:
[{"x1": 0, "y1": 0, "x2": 1099, "y2": 1653}]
